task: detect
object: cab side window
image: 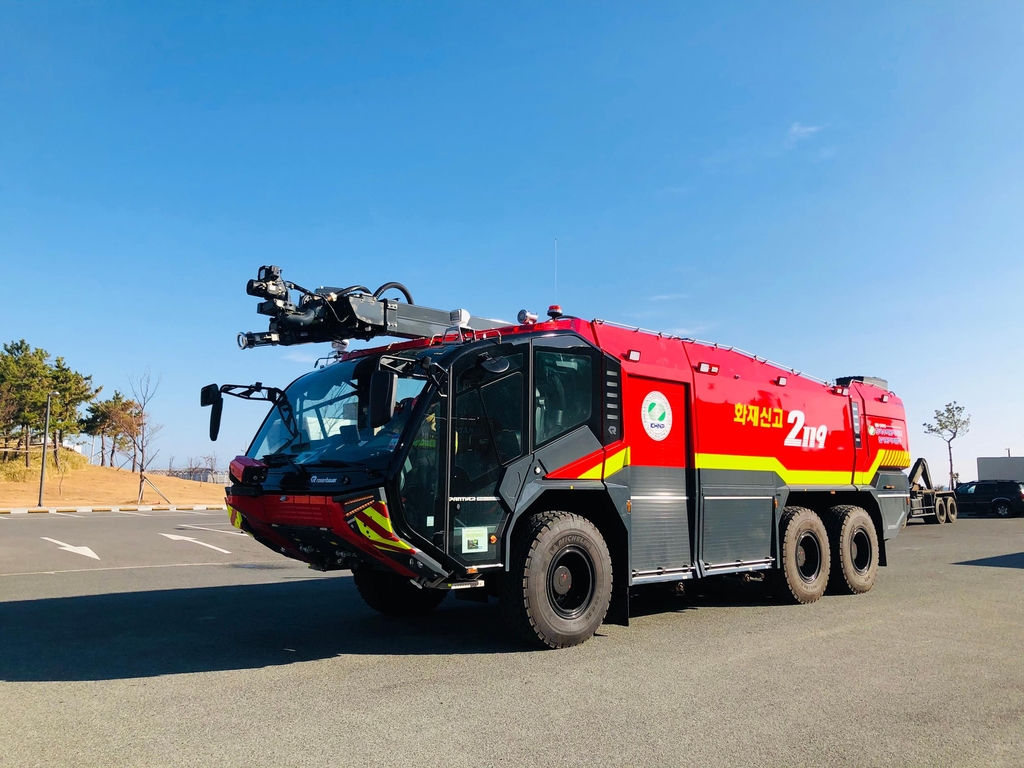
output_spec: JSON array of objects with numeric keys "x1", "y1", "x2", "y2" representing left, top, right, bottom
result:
[
  {"x1": 534, "y1": 350, "x2": 595, "y2": 447},
  {"x1": 451, "y1": 371, "x2": 525, "y2": 497}
]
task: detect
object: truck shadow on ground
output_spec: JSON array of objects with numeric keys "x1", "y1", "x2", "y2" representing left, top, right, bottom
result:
[
  {"x1": 0, "y1": 576, "x2": 525, "y2": 683},
  {"x1": 1, "y1": 572, "x2": 786, "y2": 683},
  {"x1": 629, "y1": 576, "x2": 778, "y2": 618}
]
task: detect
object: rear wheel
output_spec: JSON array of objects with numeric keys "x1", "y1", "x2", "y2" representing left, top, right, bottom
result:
[
  {"x1": 352, "y1": 566, "x2": 446, "y2": 617},
  {"x1": 825, "y1": 505, "x2": 879, "y2": 595},
  {"x1": 945, "y1": 497, "x2": 958, "y2": 523},
  {"x1": 993, "y1": 501, "x2": 1013, "y2": 518},
  {"x1": 934, "y1": 497, "x2": 948, "y2": 524},
  {"x1": 499, "y1": 511, "x2": 613, "y2": 649},
  {"x1": 772, "y1": 506, "x2": 830, "y2": 604}
]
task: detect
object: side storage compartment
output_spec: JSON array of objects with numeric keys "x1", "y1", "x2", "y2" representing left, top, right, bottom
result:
[
  {"x1": 699, "y1": 469, "x2": 777, "y2": 573},
  {"x1": 629, "y1": 466, "x2": 691, "y2": 579}
]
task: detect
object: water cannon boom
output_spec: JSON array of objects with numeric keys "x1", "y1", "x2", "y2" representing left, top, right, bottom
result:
[{"x1": 237, "y1": 265, "x2": 505, "y2": 349}]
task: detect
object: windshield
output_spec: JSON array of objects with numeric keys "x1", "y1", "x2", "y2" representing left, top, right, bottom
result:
[{"x1": 247, "y1": 354, "x2": 429, "y2": 467}]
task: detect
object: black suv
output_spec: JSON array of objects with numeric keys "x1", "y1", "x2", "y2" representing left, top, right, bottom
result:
[{"x1": 955, "y1": 480, "x2": 1024, "y2": 518}]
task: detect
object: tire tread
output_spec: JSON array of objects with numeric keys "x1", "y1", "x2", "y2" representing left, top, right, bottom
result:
[{"x1": 499, "y1": 511, "x2": 611, "y2": 649}]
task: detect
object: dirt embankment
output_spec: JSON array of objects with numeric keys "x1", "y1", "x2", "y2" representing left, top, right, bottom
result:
[{"x1": 0, "y1": 464, "x2": 227, "y2": 507}]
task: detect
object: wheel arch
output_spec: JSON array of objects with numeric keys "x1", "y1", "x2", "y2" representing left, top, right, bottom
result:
[{"x1": 505, "y1": 487, "x2": 630, "y2": 625}]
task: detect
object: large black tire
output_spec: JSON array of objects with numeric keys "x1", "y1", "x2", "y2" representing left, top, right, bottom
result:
[
  {"x1": 772, "y1": 506, "x2": 830, "y2": 604},
  {"x1": 945, "y1": 497, "x2": 958, "y2": 523},
  {"x1": 352, "y1": 566, "x2": 446, "y2": 617},
  {"x1": 993, "y1": 500, "x2": 1014, "y2": 518},
  {"x1": 825, "y1": 505, "x2": 879, "y2": 595},
  {"x1": 499, "y1": 511, "x2": 613, "y2": 649},
  {"x1": 934, "y1": 497, "x2": 948, "y2": 524}
]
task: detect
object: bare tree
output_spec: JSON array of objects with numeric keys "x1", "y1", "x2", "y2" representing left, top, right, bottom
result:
[
  {"x1": 127, "y1": 368, "x2": 166, "y2": 503},
  {"x1": 57, "y1": 446, "x2": 74, "y2": 497},
  {"x1": 183, "y1": 456, "x2": 200, "y2": 480},
  {"x1": 924, "y1": 401, "x2": 971, "y2": 489}
]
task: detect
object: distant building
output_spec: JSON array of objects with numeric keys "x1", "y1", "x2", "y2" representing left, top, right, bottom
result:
[{"x1": 977, "y1": 457, "x2": 1024, "y2": 482}]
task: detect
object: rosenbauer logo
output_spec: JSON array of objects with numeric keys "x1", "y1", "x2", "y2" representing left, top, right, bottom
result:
[{"x1": 641, "y1": 391, "x2": 672, "y2": 441}]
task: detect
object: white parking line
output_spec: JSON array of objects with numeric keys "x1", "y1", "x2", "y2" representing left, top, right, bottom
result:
[
  {"x1": 160, "y1": 533, "x2": 231, "y2": 554},
  {"x1": 0, "y1": 562, "x2": 235, "y2": 577},
  {"x1": 117, "y1": 510, "x2": 149, "y2": 516},
  {"x1": 177, "y1": 524, "x2": 247, "y2": 537}
]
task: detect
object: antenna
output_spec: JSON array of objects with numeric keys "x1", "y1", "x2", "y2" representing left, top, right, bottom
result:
[{"x1": 554, "y1": 238, "x2": 558, "y2": 303}]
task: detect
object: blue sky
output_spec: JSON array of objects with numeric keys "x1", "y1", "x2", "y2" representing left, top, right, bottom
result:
[{"x1": 2, "y1": 2, "x2": 1021, "y2": 480}]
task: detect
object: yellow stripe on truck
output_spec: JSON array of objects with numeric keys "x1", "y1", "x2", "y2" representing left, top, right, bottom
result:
[
  {"x1": 695, "y1": 448, "x2": 910, "y2": 487},
  {"x1": 576, "y1": 446, "x2": 631, "y2": 481}
]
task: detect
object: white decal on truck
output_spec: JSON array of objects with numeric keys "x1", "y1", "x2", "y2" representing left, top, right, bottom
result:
[
  {"x1": 641, "y1": 391, "x2": 673, "y2": 441},
  {"x1": 783, "y1": 410, "x2": 827, "y2": 449}
]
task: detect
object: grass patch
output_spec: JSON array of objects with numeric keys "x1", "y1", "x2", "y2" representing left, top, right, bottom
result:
[{"x1": 0, "y1": 449, "x2": 89, "y2": 482}]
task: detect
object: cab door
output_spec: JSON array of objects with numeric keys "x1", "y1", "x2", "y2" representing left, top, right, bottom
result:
[
  {"x1": 955, "y1": 483, "x2": 976, "y2": 515},
  {"x1": 973, "y1": 481, "x2": 997, "y2": 514},
  {"x1": 447, "y1": 343, "x2": 528, "y2": 567}
]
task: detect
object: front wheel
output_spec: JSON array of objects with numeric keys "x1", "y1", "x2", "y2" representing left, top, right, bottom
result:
[
  {"x1": 352, "y1": 566, "x2": 446, "y2": 617},
  {"x1": 499, "y1": 511, "x2": 613, "y2": 649},
  {"x1": 772, "y1": 506, "x2": 831, "y2": 604}
]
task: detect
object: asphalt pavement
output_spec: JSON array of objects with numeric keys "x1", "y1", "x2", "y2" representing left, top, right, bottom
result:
[{"x1": 1, "y1": 511, "x2": 1022, "y2": 768}]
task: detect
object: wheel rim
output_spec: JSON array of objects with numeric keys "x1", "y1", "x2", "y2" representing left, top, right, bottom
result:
[
  {"x1": 850, "y1": 526, "x2": 873, "y2": 574},
  {"x1": 795, "y1": 531, "x2": 822, "y2": 583},
  {"x1": 546, "y1": 545, "x2": 595, "y2": 620},
  {"x1": 996, "y1": 503, "x2": 1010, "y2": 518}
]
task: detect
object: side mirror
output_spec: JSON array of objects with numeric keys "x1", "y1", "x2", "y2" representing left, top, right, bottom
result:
[
  {"x1": 200, "y1": 384, "x2": 224, "y2": 441},
  {"x1": 368, "y1": 370, "x2": 397, "y2": 428},
  {"x1": 478, "y1": 353, "x2": 510, "y2": 374}
]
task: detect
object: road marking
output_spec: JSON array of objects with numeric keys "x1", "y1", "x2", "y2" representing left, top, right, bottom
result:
[
  {"x1": 160, "y1": 533, "x2": 231, "y2": 554},
  {"x1": 178, "y1": 524, "x2": 247, "y2": 537},
  {"x1": 117, "y1": 510, "x2": 149, "y2": 516},
  {"x1": 40, "y1": 537, "x2": 100, "y2": 560},
  {"x1": 0, "y1": 562, "x2": 246, "y2": 577}
]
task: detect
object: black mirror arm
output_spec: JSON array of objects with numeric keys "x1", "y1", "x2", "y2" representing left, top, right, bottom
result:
[
  {"x1": 218, "y1": 383, "x2": 300, "y2": 438},
  {"x1": 416, "y1": 358, "x2": 449, "y2": 394}
]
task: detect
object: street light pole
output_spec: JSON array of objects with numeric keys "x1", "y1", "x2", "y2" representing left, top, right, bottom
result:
[{"x1": 38, "y1": 391, "x2": 60, "y2": 509}]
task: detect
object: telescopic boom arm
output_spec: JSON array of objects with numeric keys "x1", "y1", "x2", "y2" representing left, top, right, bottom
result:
[{"x1": 237, "y1": 265, "x2": 506, "y2": 349}]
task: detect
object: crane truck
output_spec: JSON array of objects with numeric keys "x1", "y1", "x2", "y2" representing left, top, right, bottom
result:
[{"x1": 202, "y1": 266, "x2": 915, "y2": 648}]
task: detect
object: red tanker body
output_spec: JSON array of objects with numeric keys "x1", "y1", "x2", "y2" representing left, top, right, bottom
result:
[{"x1": 206, "y1": 268, "x2": 915, "y2": 648}]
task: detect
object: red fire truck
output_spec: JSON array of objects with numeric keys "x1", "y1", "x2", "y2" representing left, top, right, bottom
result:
[{"x1": 203, "y1": 267, "x2": 912, "y2": 648}]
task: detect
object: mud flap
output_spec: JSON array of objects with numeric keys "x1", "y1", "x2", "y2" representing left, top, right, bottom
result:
[{"x1": 605, "y1": 581, "x2": 630, "y2": 626}]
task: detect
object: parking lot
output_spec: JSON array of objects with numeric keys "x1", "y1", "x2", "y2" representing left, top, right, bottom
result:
[{"x1": 1, "y1": 510, "x2": 1022, "y2": 768}]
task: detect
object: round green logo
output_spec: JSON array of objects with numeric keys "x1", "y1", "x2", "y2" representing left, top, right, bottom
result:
[{"x1": 641, "y1": 391, "x2": 672, "y2": 441}]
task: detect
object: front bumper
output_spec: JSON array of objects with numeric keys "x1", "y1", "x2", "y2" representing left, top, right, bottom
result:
[{"x1": 227, "y1": 487, "x2": 448, "y2": 581}]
